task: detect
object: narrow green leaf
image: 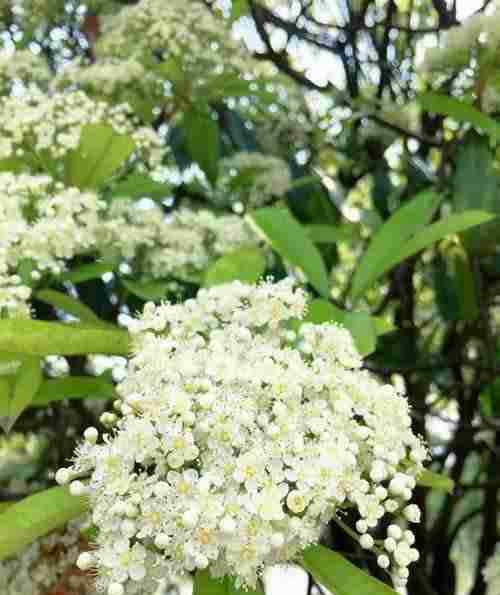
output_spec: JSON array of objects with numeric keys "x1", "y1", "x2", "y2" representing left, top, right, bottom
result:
[
  {"x1": 350, "y1": 190, "x2": 441, "y2": 302},
  {"x1": 392, "y1": 211, "x2": 494, "y2": 266},
  {"x1": 0, "y1": 320, "x2": 130, "y2": 356},
  {"x1": 35, "y1": 289, "x2": 106, "y2": 327},
  {"x1": 32, "y1": 376, "x2": 116, "y2": 407},
  {"x1": 204, "y1": 247, "x2": 266, "y2": 287},
  {"x1": 419, "y1": 93, "x2": 500, "y2": 142},
  {"x1": 0, "y1": 487, "x2": 88, "y2": 561},
  {"x1": 109, "y1": 174, "x2": 169, "y2": 201},
  {"x1": 305, "y1": 299, "x2": 345, "y2": 324},
  {"x1": 0, "y1": 356, "x2": 42, "y2": 432},
  {"x1": 306, "y1": 223, "x2": 360, "y2": 244},
  {"x1": 184, "y1": 108, "x2": 220, "y2": 185},
  {"x1": 417, "y1": 470, "x2": 454, "y2": 494},
  {"x1": 250, "y1": 208, "x2": 330, "y2": 297},
  {"x1": 121, "y1": 278, "x2": 171, "y2": 302},
  {"x1": 65, "y1": 124, "x2": 136, "y2": 189},
  {"x1": 61, "y1": 262, "x2": 115, "y2": 284},
  {"x1": 302, "y1": 545, "x2": 398, "y2": 595}
]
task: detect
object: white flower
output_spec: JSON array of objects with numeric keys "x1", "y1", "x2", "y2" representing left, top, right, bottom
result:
[{"x1": 64, "y1": 278, "x2": 427, "y2": 592}]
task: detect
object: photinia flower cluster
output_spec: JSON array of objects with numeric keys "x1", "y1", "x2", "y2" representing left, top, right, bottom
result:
[{"x1": 58, "y1": 278, "x2": 427, "y2": 595}]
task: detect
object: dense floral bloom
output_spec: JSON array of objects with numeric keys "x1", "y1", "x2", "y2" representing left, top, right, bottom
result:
[
  {"x1": 0, "y1": 88, "x2": 163, "y2": 168},
  {"x1": 0, "y1": 172, "x2": 105, "y2": 277},
  {"x1": 484, "y1": 545, "x2": 500, "y2": 595},
  {"x1": 0, "y1": 48, "x2": 50, "y2": 94},
  {"x1": 59, "y1": 278, "x2": 426, "y2": 594},
  {"x1": 52, "y1": 57, "x2": 163, "y2": 111},
  {"x1": 215, "y1": 152, "x2": 292, "y2": 210},
  {"x1": 101, "y1": 201, "x2": 263, "y2": 281}
]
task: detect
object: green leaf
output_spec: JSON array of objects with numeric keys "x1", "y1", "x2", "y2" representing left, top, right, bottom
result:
[
  {"x1": 230, "y1": 0, "x2": 250, "y2": 22},
  {"x1": 342, "y1": 312, "x2": 377, "y2": 356},
  {"x1": 109, "y1": 174, "x2": 169, "y2": 201},
  {"x1": 35, "y1": 289, "x2": 107, "y2": 327},
  {"x1": 204, "y1": 247, "x2": 267, "y2": 287},
  {"x1": 121, "y1": 278, "x2": 171, "y2": 302},
  {"x1": 184, "y1": 108, "x2": 220, "y2": 185},
  {"x1": 193, "y1": 571, "x2": 264, "y2": 595},
  {"x1": 393, "y1": 211, "x2": 494, "y2": 266},
  {"x1": 0, "y1": 487, "x2": 88, "y2": 561},
  {"x1": 0, "y1": 356, "x2": 42, "y2": 432},
  {"x1": 306, "y1": 223, "x2": 360, "y2": 244},
  {"x1": 61, "y1": 262, "x2": 115, "y2": 284},
  {"x1": 250, "y1": 208, "x2": 330, "y2": 297},
  {"x1": 417, "y1": 470, "x2": 455, "y2": 494},
  {"x1": 419, "y1": 93, "x2": 500, "y2": 142},
  {"x1": 302, "y1": 545, "x2": 398, "y2": 595},
  {"x1": 350, "y1": 190, "x2": 442, "y2": 302},
  {"x1": 0, "y1": 320, "x2": 130, "y2": 356},
  {"x1": 453, "y1": 134, "x2": 500, "y2": 255},
  {"x1": 32, "y1": 376, "x2": 116, "y2": 407},
  {"x1": 65, "y1": 124, "x2": 136, "y2": 189}
]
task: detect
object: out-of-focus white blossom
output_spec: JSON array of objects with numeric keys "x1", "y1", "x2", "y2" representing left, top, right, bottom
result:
[
  {"x1": 215, "y1": 152, "x2": 292, "y2": 209},
  {"x1": 0, "y1": 87, "x2": 163, "y2": 168},
  {"x1": 100, "y1": 201, "x2": 263, "y2": 281},
  {"x1": 0, "y1": 49, "x2": 50, "y2": 94},
  {"x1": 61, "y1": 278, "x2": 427, "y2": 594}
]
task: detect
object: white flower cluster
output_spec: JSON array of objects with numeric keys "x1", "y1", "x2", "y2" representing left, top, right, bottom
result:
[
  {"x1": 53, "y1": 57, "x2": 163, "y2": 107},
  {"x1": 101, "y1": 201, "x2": 263, "y2": 281},
  {"x1": 97, "y1": 0, "x2": 249, "y2": 70},
  {"x1": 0, "y1": 87, "x2": 163, "y2": 168},
  {"x1": 215, "y1": 152, "x2": 292, "y2": 210},
  {"x1": 0, "y1": 518, "x2": 92, "y2": 595},
  {"x1": 421, "y1": 6, "x2": 500, "y2": 74},
  {"x1": 58, "y1": 278, "x2": 427, "y2": 595},
  {"x1": 484, "y1": 545, "x2": 500, "y2": 595},
  {"x1": 0, "y1": 49, "x2": 50, "y2": 94},
  {"x1": 0, "y1": 274, "x2": 31, "y2": 318},
  {"x1": 0, "y1": 172, "x2": 105, "y2": 277}
]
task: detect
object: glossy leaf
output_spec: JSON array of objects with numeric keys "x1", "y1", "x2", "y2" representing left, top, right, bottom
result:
[
  {"x1": 0, "y1": 355, "x2": 42, "y2": 433},
  {"x1": 0, "y1": 487, "x2": 88, "y2": 561},
  {"x1": 350, "y1": 190, "x2": 441, "y2": 302},
  {"x1": 65, "y1": 124, "x2": 135, "y2": 189},
  {"x1": 61, "y1": 262, "x2": 115, "y2": 284},
  {"x1": 392, "y1": 211, "x2": 494, "y2": 266},
  {"x1": 184, "y1": 108, "x2": 220, "y2": 185},
  {"x1": 204, "y1": 247, "x2": 267, "y2": 287},
  {"x1": 419, "y1": 93, "x2": 500, "y2": 142},
  {"x1": 302, "y1": 545, "x2": 398, "y2": 595},
  {"x1": 35, "y1": 289, "x2": 108, "y2": 327},
  {"x1": 32, "y1": 376, "x2": 116, "y2": 407},
  {"x1": 109, "y1": 174, "x2": 169, "y2": 201},
  {"x1": 250, "y1": 208, "x2": 330, "y2": 297},
  {"x1": 417, "y1": 470, "x2": 455, "y2": 494},
  {"x1": 121, "y1": 278, "x2": 171, "y2": 302},
  {"x1": 0, "y1": 320, "x2": 130, "y2": 356},
  {"x1": 306, "y1": 223, "x2": 360, "y2": 244}
]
